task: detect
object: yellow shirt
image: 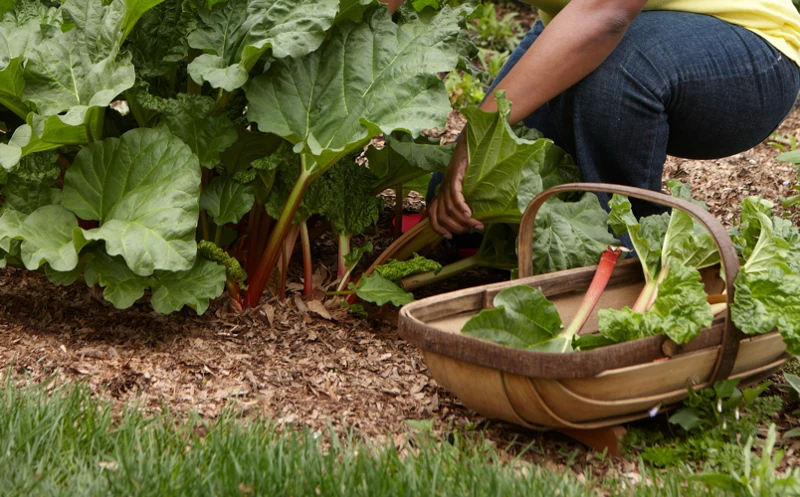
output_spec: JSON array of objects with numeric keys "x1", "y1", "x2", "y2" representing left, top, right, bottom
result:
[{"x1": 527, "y1": 0, "x2": 800, "y2": 65}]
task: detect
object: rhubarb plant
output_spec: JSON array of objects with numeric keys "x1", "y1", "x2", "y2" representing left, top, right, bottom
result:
[{"x1": 0, "y1": 0, "x2": 478, "y2": 313}]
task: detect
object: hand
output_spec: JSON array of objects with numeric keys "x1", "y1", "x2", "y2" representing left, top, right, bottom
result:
[{"x1": 427, "y1": 138, "x2": 484, "y2": 239}]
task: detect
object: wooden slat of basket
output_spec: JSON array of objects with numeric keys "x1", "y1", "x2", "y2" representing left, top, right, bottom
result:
[{"x1": 559, "y1": 333, "x2": 786, "y2": 401}]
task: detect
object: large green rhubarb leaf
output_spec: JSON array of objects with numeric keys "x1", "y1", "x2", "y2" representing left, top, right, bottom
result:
[
  {"x1": 21, "y1": 0, "x2": 159, "y2": 126},
  {"x1": 0, "y1": 0, "x2": 62, "y2": 117},
  {"x1": 460, "y1": 93, "x2": 577, "y2": 223},
  {"x1": 245, "y1": 5, "x2": 467, "y2": 171},
  {"x1": 62, "y1": 128, "x2": 201, "y2": 276},
  {"x1": 531, "y1": 193, "x2": 618, "y2": 275},
  {"x1": 187, "y1": 0, "x2": 339, "y2": 91},
  {"x1": 462, "y1": 285, "x2": 571, "y2": 352}
]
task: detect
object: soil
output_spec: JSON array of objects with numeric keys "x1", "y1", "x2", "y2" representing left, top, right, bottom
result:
[{"x1": 2, "y1": 42, "x2": 800, "y2": 482}]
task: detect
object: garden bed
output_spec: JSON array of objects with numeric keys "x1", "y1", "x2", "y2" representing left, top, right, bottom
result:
[{"x1": 1, "y1": 106, "x2": 800, "y2": 479}]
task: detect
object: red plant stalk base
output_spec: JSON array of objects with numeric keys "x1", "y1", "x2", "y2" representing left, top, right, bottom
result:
[{"x1": 564, "y1": 246, "x2": 627, "y2": 337}]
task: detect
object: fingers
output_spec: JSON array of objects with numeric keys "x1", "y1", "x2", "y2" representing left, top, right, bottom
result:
[{"x1": 428, "y1": 190, "x2": 483, "y2": 239}]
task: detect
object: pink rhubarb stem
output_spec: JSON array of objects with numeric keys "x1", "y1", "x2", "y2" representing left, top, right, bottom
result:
[{"x1": 563, "y1": 246, "x2": 626, "y2": 338}]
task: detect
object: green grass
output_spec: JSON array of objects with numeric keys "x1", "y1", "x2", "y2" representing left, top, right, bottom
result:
[{"x1": 0, "y1": 378, "x2": 733, "y2": 497}]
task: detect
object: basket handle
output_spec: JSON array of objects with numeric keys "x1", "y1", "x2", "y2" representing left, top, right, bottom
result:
[{"x1": 516, "y1": 183, "x2": 743, "y2": 383}]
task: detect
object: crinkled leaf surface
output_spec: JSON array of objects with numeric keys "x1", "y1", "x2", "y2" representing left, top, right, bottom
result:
[
  {"x1": 62, "y1": 128, "x2": 201, "y2": 276},
  {"x1": 599, "y1": 265, "x2": 713, "y2": 344},
  {"x1": 21, "y1": 0, "x2": 157, "y2": 125},
  {"x1": 2, "y1": 179, "x2": 59, "y2": 215},
  {"x1": 323, "y1": 159, "x2": 382, "y2": 236},
  {"x1": 661, "y1": 209, "x2": 719, "y2": 271},
  {"x1": 139, "y1": 93, "x2": 237, "y2": 168},
  {"x1": 84, "y1": 251, "x2": 152, "y2": 308},
  {"x1": 531, "y1": 193, "x2": 618, "y2": 275},
  {"x1": 245, "y1": 5, "x2": 466, "y2": 170},
  {"x1": 125, "y1": 0, "x2": 192, "y2": 77},
  {"x1": 730, "y1": 198, "x2": 800, "y2": 354},
  {"x1": 375, "y1": 253, "x2": 441, "y2": 282},
  {"x1": 460, "y1": 94, "x2": 576, "y2": 223},
  {"x1": 187, "y1": 0, "x2": 338, "y2": 91},
  {"x1": 200, "y1": 175, "x2": 255, "y2": 226},
  {"x1": 0, "y1": 0, "x2": 61, "y2": 117},
  {"x1": 151, "y1": 258, "x2": 226, "y2": 314},
  {"x1": 462, "y1": 285, "x2": 570, "y2": 352},
  {"x1": 1, "y1": 150, "x2": 60, "y2": 214},
  {"x1": 355, "y1": 272, "x2": 414, "y2": 306}
]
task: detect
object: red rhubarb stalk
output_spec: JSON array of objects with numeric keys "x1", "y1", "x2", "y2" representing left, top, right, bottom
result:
[
  {"x1": 563, "y1": 246, "x2": 626, "y2": 338},
  {"x1": 245, "y1": 163, "x2": 312, "y2": 306}
]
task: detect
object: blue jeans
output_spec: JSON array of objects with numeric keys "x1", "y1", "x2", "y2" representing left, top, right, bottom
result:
[{"x1": 429, "y1": 11, "x2": 800, "y2": 217}]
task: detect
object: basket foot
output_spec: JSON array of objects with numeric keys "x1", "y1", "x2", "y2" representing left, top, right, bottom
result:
[{"x1": 557, "y1": 426, "x2": 627, "y2": 456}]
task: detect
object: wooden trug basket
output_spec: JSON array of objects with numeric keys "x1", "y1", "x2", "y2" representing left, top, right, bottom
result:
[{"x1": 398, "y1": 184, "x2": 789, "y2": 450}]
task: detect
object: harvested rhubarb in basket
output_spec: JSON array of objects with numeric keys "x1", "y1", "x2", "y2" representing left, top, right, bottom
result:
[{"x1": 461, "y1": 246, "x2": 625, "y2": 353}]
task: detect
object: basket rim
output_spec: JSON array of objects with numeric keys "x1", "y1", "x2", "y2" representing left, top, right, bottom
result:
[{"x1": 398, "y1": 262, "x2": 783, "y2": 380}]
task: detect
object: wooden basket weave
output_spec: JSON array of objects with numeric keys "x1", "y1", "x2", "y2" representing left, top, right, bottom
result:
[{"x1": 398, "y1": 184, "x2": 789, "y2": 433}]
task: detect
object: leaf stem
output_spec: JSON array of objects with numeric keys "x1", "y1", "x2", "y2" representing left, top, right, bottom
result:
[
  {"x1": 87, "y1": 107, "x2": 105, "y2": 142},
  {"x1": 244, "y1": 161, "x2": 313, "y2": 306},
  {"x1": 216, "y1": 89, "x2": 231, "y2": 110},
  {"x1": 300, "y1": 220, "x2": 313, "y2": 296},
  {"x1": 326, "y1": 290, "x2": 355, "y2": 297},
  {"x1": 337, "y1": 233, "x2": 351, "y2": 281},
  {"x1": 400, "y1": 256, "x2": 480, "y2": 291},
  {"x1": 563, "y1": 246, "x2": 625, "y2": 339},
  {"x1": 125, "y1": 91, "x2": 149, "y2": 128},
  {"x1": 214, "y1": 224, "x2": 222, "y2": 246},
  {"x1": 187, "y1": 49, "x2": 202, "y2": 95}
]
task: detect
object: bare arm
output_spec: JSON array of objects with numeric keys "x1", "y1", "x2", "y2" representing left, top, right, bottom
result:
[{"x1": 429, "y1": 0, "x2": 648, "y2": 238}]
